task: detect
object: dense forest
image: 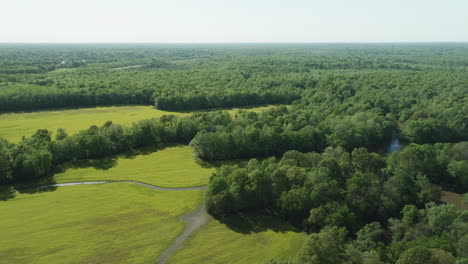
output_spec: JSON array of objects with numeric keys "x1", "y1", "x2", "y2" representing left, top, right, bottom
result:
[{"x1": 0, "y1": 44, "x2": 467, "y2": 263}]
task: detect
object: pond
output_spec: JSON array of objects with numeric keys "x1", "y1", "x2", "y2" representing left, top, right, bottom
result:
[{"x1": 369, "y1": 133, "x2": 405, "y2": 156}]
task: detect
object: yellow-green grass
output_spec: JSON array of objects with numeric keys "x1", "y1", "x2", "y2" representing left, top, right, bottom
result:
[
  {"x1": 54, "y1": 145, "x2": 215, "y2": 188},
  {"x1": 0, "y1": 105, "x2": 189, "y2": 142},
  {"x1": 0, "y1": 105, "x2": 281, "y2": 142},
  {"x1": 0, "y1": 182, "x2": 204, "y2": 264},
  {"x1": 166, "y1": 214, "x2": 307, "y2": 264}
]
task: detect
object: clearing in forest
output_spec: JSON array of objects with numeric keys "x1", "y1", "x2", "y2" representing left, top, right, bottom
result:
[
  {"x1": 441, "y1": 190, "x2": 468, "y2": 210},
  {"x1": 53, "y1": 145, "x2": 215, "y2": 188}
]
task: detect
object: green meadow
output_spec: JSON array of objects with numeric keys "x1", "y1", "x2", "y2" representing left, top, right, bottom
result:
[
  {"x1": 166, "y1": 214, "x2": 307, "y2": 264},
  {"x1": 0, "y1": 105, "x2": 278, "y2": 142},
  {"x1": 0, "y1": 182, "x2": 204, "y2": 264},
  {"x1": 0, "y1": 105, "x2": 188, "y2": 142},
  {"x1": 54, "y1": 145, "x2": 215, "y2": 188}
]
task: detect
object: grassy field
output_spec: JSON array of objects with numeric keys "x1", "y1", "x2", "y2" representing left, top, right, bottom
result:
[
  {"x1": 0, "y1": 105, "x2": 279, "y2": 142},
  {"x1": 54, "y1": 145, "x2": 215, "y2": 188},
  {"x1": 166, "y1": 214, "x2": 307, "y2": 264},
  {"x1": 0, "y1": 105, "x2": 188, "y2": 142},
  {"x1": 0, "y1": 182, "x2": 204, "y2": 264}
]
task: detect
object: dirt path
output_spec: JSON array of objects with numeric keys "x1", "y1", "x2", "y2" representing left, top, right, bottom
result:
[
  {"x1": 156, "y1": 204, "x2": 210, "y2": 264},
  {"x1": 38, "y1": 180, "x2": 207, "y2": 191},
  {"x1": 37, "y1": 180, "x2": 210, "y2": 263}
]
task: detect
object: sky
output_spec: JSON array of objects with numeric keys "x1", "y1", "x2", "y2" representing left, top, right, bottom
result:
[{"x1": 1, "y1": 0, "x2": 467, "y2": 43}]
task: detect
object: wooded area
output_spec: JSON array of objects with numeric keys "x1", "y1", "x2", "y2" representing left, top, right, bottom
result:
[{"x1": 0, "y1": 44, "x2": 467, "y2": 263}]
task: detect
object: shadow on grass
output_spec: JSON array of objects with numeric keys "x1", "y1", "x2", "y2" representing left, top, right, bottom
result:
[
  {"x1": 57, "y1": 157, "x2": 118, "y2": 172},
  {"x1": 213, "y1": 211, "x2": 300, "y2": 235},
  {"x1": 195, "y1": 159, "x2": 246, "y2": 169},
  {"x1": 55, "y1": 143, "x2": 183, "y2": 174},
  {"x1": 0, "y1": 186, "x2": 16, "y2": 201},
  {"x1": 121, "y1": 143, "x2": 180, "y2": 159},
  {"x1": 0, "y1": 104, "x2": 148, "y2": 115},
  {"x1": 0, "y1": 177, "x2": 58, "y2": 201}
]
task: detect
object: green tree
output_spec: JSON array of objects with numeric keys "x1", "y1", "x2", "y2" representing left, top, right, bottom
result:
[
  {"x1": 426, "y1": 204, "x2": 457, "y2": 235},
  {"x1": 55, "y1": 128, "x2": 68, "y2": 140},
  {"x1": 396, "y1": 246, "x2": 432, "y2": 264},
  {"x1": 296, "y1": 226, "x2": 347, "y2": 264},
  {"x1": 430, "y1": 248, "x2": 456, "y2": 264}
]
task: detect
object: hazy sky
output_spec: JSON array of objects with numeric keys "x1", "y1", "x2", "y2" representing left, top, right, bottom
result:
[{"x1": 1, "y1": 0, "x2": 467, "y2": 43}]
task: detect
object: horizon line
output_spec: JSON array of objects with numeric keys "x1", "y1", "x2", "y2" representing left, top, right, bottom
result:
[{"x1": 1, "y1": 41, "x2": 468, "y2": 45}]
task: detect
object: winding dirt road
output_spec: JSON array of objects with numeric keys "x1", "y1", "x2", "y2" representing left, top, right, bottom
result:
[{"x1": 37, "y1": 180, "x2": 209, "y2": 263}]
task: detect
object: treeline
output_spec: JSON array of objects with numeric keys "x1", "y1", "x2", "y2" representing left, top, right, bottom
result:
[
  {"x1": 190, "y1": 108, "x2": 393, "y2": 160},
  {"x1": 0, "y1": 86, "x2": 155, "y2": 112},
  {"x1": 154, "y1": 89, "x2": 300, "y2": 111},
  {"x1": 0, "y1": 44, "x2": 213, "y2": 73},
  {"x1": 267, "y1": 203, "x2": 467, "y2": 264},
  {"x1": 190, "y1": 126, "x2": 325, "y2": 160},
  {"x1": 0, "y1": 67, "x2": 308, "y2": 112}
]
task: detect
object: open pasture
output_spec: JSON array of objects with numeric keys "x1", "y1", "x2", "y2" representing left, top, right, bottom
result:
[
  {"x1": 53, "y1": 145, "x2": 215, "y2": 188},
  {"x1": 0, "y1": 182, "x2": 204, "y2": 264},
  {"x1": 166, "y1": 214, "x2": 307, "y2": 264}
]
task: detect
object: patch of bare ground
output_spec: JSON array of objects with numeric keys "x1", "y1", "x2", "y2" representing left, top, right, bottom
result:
[{"x1": 441, "y1": 190, "x2": 468, "y2": 210}]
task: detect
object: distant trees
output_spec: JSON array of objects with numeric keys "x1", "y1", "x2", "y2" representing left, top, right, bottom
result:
[
  {"x1": 1, "y1": 45, "x2": 467, "y2": 153},
  {"x1": 0, "y1": 86, "x2": 155, "y2": 112},
  {"x1": 154, "y1": 89, "x2": 301, "y2": 111}
]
